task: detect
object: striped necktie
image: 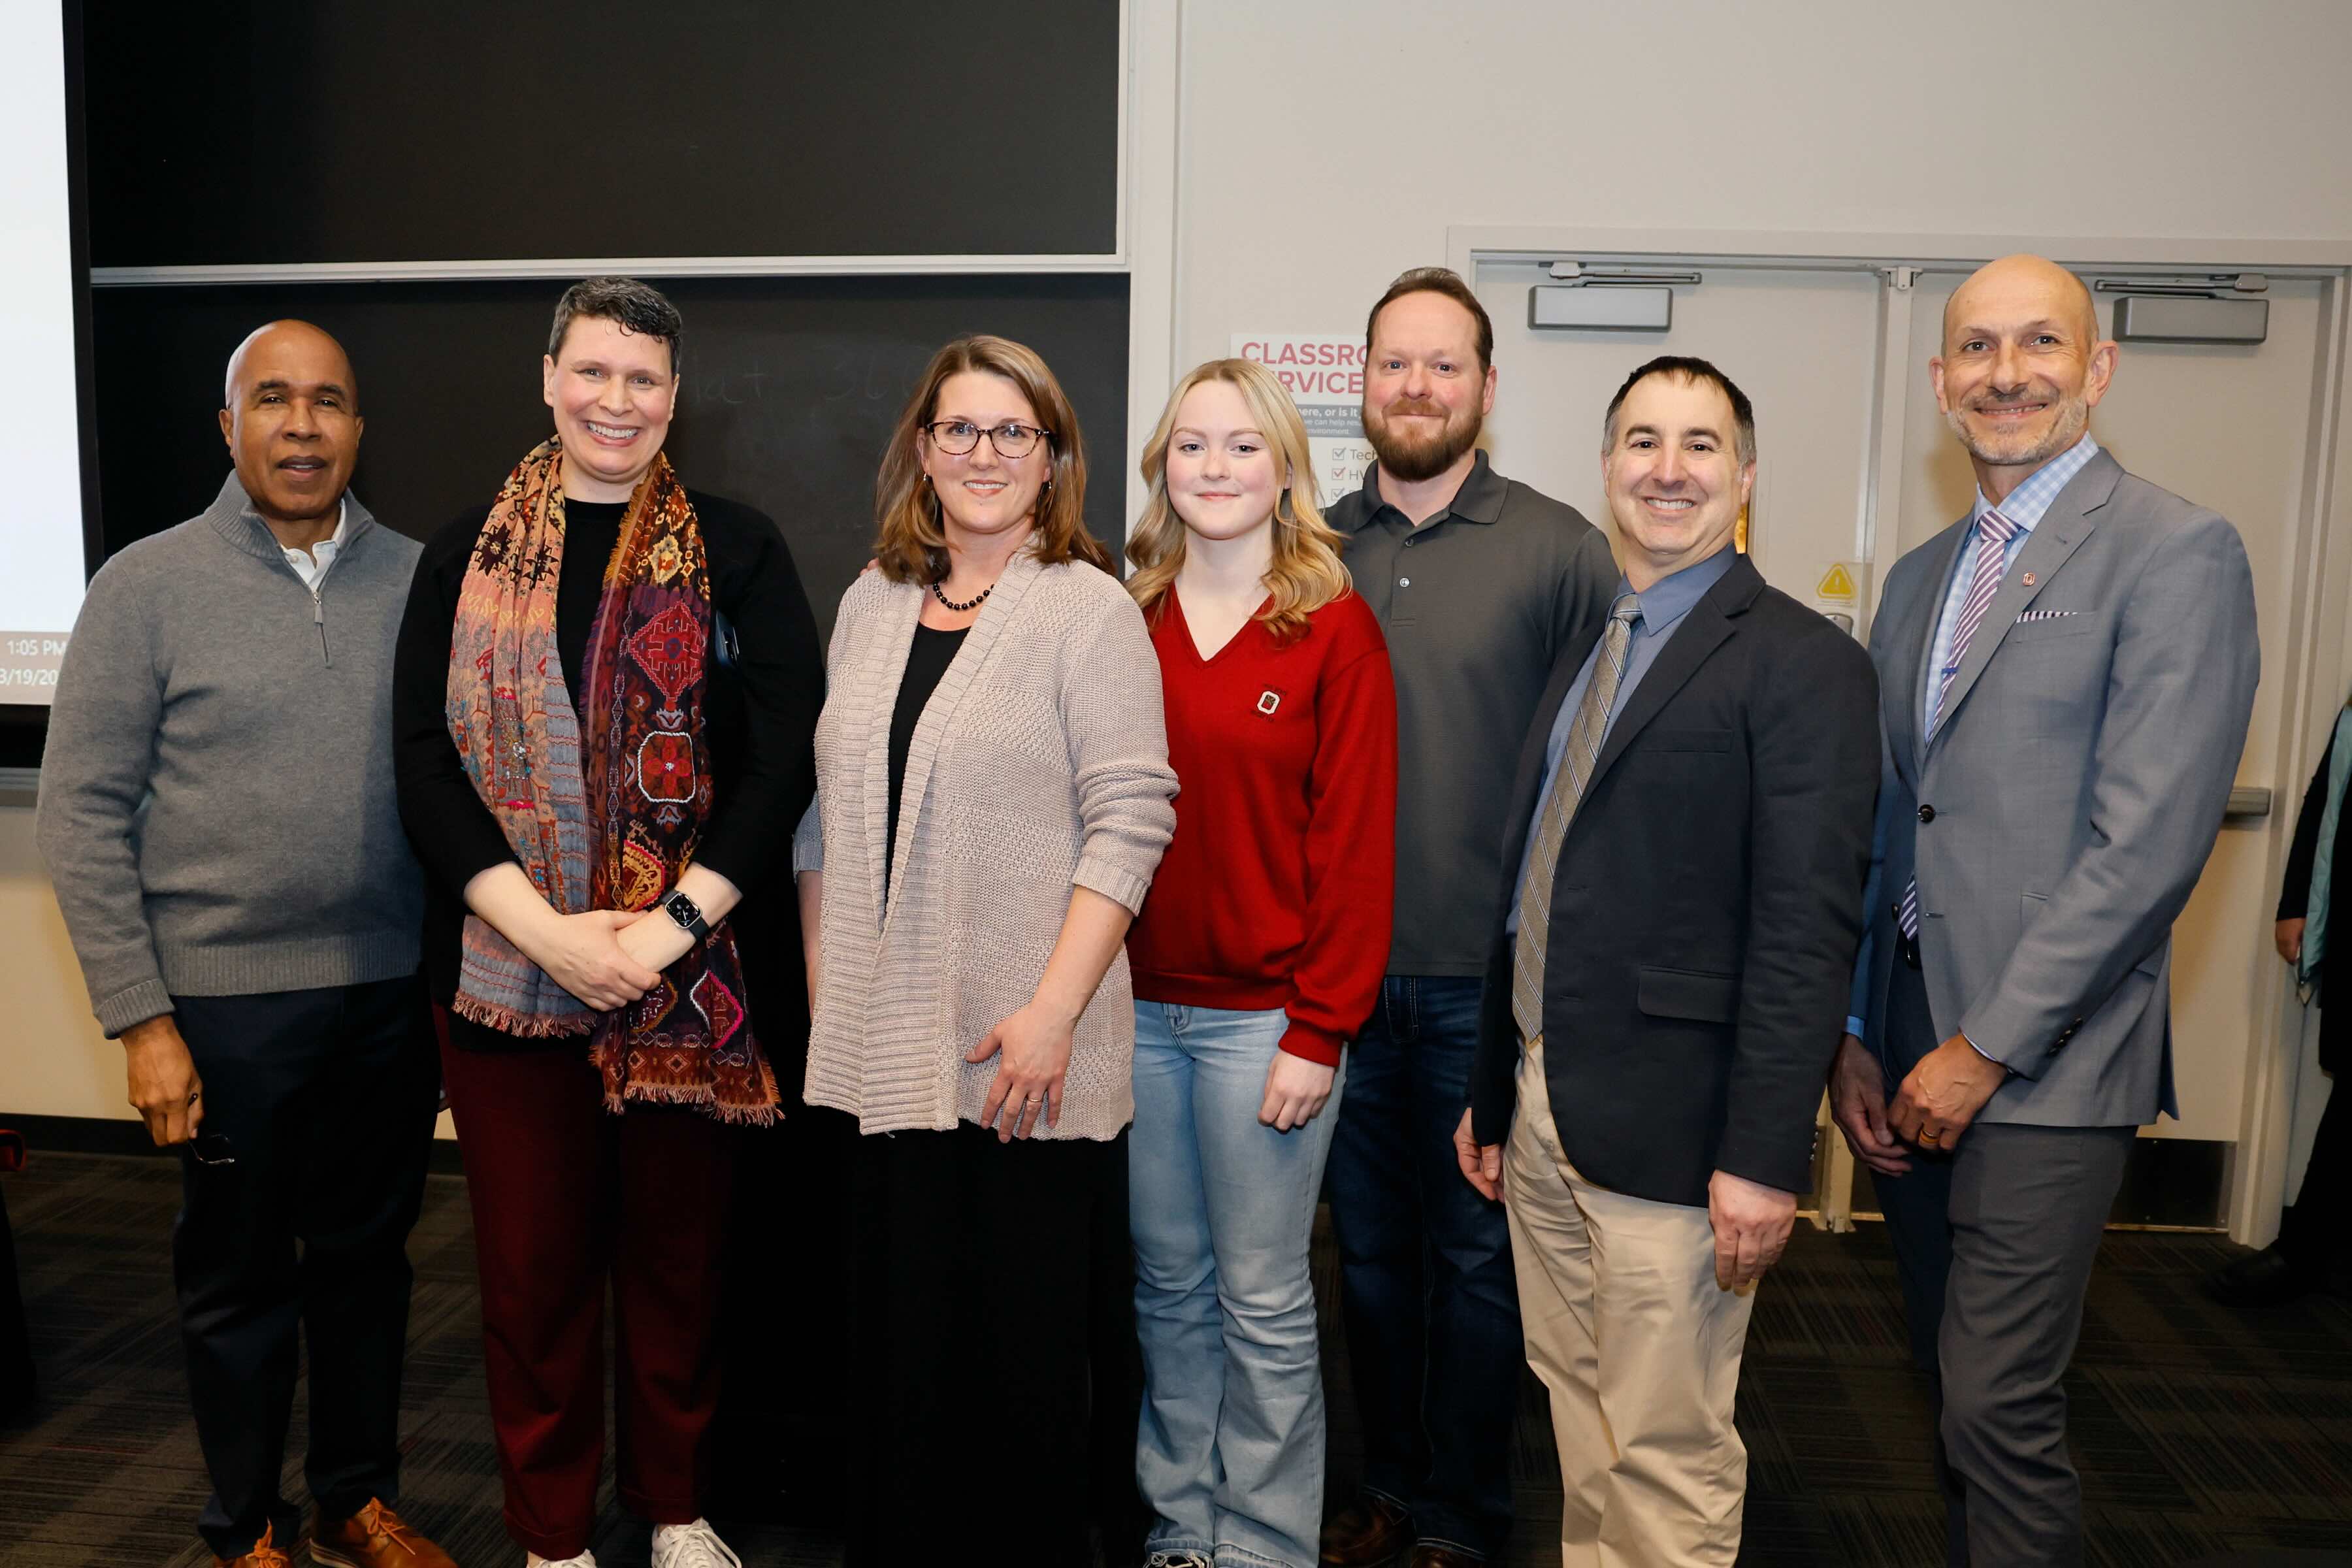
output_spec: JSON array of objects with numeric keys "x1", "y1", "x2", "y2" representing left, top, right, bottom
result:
[
  {"x1": 1512, "y1": 594, "x2": 1642, "y2": 1046},
  {"x1": 1899, "y1": 510, "x2": 2020, "y2": 939}
]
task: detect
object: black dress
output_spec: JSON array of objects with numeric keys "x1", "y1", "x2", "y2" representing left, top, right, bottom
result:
[
  {"x1": 831, "y1": 622, "x2": 1145, "y2": 1567},
  {"x1": 2276, "y1": 725, "x2": 2350, "y2": 1267},
  {"x1": 886, "y1": 624, "x2": 968, "y2": 885}
]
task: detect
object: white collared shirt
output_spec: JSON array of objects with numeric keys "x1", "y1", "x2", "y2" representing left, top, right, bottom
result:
[{"x1": 279, "y1": 499, "x2": 350, "y2": 593}]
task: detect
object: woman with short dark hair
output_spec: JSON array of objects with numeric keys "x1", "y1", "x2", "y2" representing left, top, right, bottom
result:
[{"x1": 393, "y1": 276, "x2": 821, "y2": 1568}]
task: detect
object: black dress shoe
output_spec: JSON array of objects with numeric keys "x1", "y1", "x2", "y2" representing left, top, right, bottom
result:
[
  {"x1": 1321, "y1": 1494, "x2": 1414, "y2": 1567},
  {"x1": 2204, "y1": 1242, "x2": 2321, "y2": 1307}
]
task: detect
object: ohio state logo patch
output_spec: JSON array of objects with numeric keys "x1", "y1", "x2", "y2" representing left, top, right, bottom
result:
[{"x1": 1256, "y1": 687, "x2": 1285, "y2": 717}]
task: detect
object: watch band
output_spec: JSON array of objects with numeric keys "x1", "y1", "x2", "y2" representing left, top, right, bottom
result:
[{"x1": 660, "y1": 889, "x2": 711, "y2": 942}]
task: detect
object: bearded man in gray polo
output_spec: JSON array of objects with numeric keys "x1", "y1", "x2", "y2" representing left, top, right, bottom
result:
[{"x1": 1317, "y1": 267, "x2": 1616, "y2": 1568}]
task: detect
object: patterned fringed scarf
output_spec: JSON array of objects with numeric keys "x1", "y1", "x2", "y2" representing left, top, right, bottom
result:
[{"x1": 444, "y1": 438, "x2": 777, "y2": 1123}]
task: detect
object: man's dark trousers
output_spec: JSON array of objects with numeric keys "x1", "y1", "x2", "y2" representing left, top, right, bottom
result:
[
  {"x1": 1869, "y1": 954, "x2": 2132, "y2": 1568},
  {"x1": 172, "y1": 975, "x2": 437, "y2": 1559},
  {"x1": 1326, "y1": 975, "x2": 1520, "y2": 1559}
]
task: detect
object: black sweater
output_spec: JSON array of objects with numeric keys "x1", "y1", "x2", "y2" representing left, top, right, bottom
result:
[{"x1": 393, "y1": 489, "x2": 823, "y2": 1011}]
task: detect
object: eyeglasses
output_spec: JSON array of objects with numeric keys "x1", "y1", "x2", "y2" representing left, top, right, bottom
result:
[
  {"x1": 189, "y1": 1132, "x2": 238, "y2": 1168},
  {"x1": 921, "y1": 420, "x2": 1052, "y2": 459}
]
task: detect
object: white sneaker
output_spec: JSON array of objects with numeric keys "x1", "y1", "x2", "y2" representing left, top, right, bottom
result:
[
  {"x1": 651, "y1": 1518, "x2": 743, "y2": 1568},
  {"x1": 525, "y1": 1554, "x2": 596, "y2": 1568},
  {"x1": 1145, "y1": 1552, "x2": 1214, "y2": 1568}
]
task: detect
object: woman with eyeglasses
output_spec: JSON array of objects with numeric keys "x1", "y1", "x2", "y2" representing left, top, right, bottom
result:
[
  {"x1": 1121, "y1": 359, "x2": 1396, "y2": 1568},
  {"x1": 794, "y1": 334, "x2": 1177, "y2": 1567}
]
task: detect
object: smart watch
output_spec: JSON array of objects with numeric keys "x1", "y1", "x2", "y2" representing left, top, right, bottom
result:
[{"x1": 659, "y1": 888, "x2": 711, "y2": 942}]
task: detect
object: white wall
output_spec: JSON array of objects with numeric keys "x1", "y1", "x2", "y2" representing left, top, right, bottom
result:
[
  {"x1": 2, "y1": 801, "x2": 125, "y2": 1119},
  {"x1": 14, "y1": 0, "x2": 2352, "y2": 1123},
  {"x1": 1167, "y1": 0, "x2": 2352, "y2": 369},
  {"x1": 1150, "y1": 0, "x2": 2352, "y2": 1230}
]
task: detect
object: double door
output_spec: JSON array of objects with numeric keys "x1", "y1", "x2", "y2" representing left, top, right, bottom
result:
[{"x1": 1467, "y1": 244, "x2": 2347, "y2": 1231}]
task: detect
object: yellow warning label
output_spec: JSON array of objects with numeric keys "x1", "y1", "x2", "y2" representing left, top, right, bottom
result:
[{"x1": 1816, "y1": 563, "x2": 1858, "y2": 600}]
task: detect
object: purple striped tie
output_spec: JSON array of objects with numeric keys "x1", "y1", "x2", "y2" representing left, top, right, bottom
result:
[{"x1": 1899, "y1": 510, "x2": 2019, "y2": 939}]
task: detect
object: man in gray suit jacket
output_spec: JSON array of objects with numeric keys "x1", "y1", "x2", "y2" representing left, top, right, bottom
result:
[{"x1": 1829, "y1": 255, "x2": 2259, "y2": 1567}]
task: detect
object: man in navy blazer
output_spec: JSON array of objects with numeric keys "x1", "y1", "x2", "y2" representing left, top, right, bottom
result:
[
  {"x1": 1829, "y1": 255, "x2": 2259, "y2": 1567},
  {"x1": 1455, "y1": 357, "x2": 1878, "y2": 1564}
]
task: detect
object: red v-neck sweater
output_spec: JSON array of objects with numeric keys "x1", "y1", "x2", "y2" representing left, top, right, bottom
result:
[{"x1": 1127, "y1": 587, "x2": 1398, "y2": 1065}]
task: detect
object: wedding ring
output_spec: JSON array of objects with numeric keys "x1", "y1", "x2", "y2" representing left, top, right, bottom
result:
[
  {"x1": 1919, "y1": 1128, "x2": 1941, "y2": 1146},
  {"x1": 1025, "y1": 1094, "x2": 1043, "y2": 1104}
]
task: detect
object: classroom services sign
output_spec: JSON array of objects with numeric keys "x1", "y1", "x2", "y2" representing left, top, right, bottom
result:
[{"x1": 1232, "y1": 333, "x2": 1374, "y2": 504}]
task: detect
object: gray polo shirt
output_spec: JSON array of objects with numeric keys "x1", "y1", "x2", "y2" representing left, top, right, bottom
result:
[{"x1": 1330, "y1": 449, "x2": 1616, "y2": 975}]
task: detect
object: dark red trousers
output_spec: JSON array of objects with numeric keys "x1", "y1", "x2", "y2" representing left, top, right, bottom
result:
[{"x1": 438, "y1": 1011, "x2": 739, "y2": 1560}]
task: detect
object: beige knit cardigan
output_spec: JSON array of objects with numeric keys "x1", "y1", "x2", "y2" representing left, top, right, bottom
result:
[{"x1": 793, "y1": 549, "x2": 1177, "y2": 1139}]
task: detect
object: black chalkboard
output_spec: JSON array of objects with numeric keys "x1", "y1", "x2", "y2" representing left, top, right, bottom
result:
[
  {"x1": 84, "y1": 2, "x2": 1120, "y2": 266},
  {"x1": 88, "y1": 274, "x2": 1132, "y2": 638}
]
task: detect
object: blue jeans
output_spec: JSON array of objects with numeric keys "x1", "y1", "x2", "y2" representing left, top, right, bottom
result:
[
  {"x1": 1132, "y1": 1002, "x2": 1347, "y2": 1568},
  {"x1": 1325, "y1": 975, "x2": 1520, "y2": 1560}
]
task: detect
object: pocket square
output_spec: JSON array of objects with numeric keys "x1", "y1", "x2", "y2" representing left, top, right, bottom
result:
[{"x1": 2016, "y1": 608, "x2": 2082, "y2": 623}]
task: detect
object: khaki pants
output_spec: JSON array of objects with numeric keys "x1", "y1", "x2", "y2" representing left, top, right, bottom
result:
[{"x1": 1503, "y1": 1038, "x2": 1756, "y2": 1567}]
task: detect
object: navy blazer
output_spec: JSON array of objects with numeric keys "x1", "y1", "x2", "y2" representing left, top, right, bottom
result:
[{"x1": 1469, "y1": 552, "x2": 1880, "y2": 1207}]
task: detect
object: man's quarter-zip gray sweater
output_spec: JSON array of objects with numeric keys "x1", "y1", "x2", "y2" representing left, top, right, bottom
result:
[{"x1": 37, "y1": 472, "x2": 424, "y2": 1035}]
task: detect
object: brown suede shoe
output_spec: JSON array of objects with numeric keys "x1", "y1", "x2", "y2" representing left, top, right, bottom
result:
[
  {"x1": 212, "y1": 1522, "x2": 292, "y2": 1568},
  {"x1": 1407, "y1": 1547, "x2": 1482, "y2": 1568},
  {"x1": 309, "y1": 1499, "x2": 458, "y2": 1568},
  {"x1": 1321, "y1": 1493, "x2": 1414, "y2": 1566}
]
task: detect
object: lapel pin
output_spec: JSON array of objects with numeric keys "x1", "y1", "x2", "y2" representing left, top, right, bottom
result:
[{"x1": 2021, "y1": 572, "x2": 2037, "y2": 587}]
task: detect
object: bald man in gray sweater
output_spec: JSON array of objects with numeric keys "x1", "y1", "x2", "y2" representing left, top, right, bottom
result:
[{"x1": 36, "y1": 322, "x2": 453, "y2": 1568}]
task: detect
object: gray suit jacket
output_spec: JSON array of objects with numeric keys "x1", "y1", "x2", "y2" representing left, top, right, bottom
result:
[{"x1": 1848, "y1": 449, "x2": 2259, "y2": 1127}]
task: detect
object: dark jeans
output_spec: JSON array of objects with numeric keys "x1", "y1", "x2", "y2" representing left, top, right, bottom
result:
[
  {"x1": 1869, "y1": 1149, "x2": 1969, "y2": 1567},
  {"x1": 172, "y1": 975, "x2": 438, "y2": 1560},
  {"x1": 1326, "y1": 975, "x2": 1520, "y2": 1560}
]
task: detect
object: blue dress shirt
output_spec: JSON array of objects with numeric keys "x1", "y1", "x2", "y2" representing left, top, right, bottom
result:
[
  {"x1": 1846, "y1": 434, "x2": 2100, "y2": 1039},
  {"x1": 1920, "y1": 434, "x2": 2100, "y2": 733},
  {"x1": 1504, "y1": 545, "x2": 1738, "y2": 936}
]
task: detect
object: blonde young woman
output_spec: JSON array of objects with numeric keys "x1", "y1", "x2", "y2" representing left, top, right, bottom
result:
[
  {"x1": 793, "y1": 335, "x2": 1177, "y2": 1568},
  {"x1": 1122, "y1": 359, "x2": 1398, "y2": 1568}
]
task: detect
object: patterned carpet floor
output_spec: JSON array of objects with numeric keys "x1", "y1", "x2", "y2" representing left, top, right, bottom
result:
[{"x1": 2, "y1": 1151, "x2": 2349, "y2": 1567}]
